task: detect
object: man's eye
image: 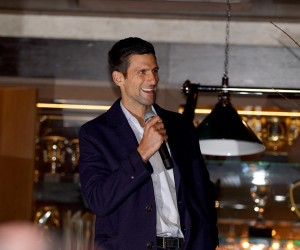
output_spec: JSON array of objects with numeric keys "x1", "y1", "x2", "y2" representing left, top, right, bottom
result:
[
  {"x1": 153, "y1": 69, "x2": 159, "y2": 74},
  {"x1": 138, "y1": 70, "x2": 146, "y2": 75}
]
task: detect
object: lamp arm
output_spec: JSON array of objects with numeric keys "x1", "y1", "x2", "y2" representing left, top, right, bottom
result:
[
  {"x1": 181, "y1": 81, "x2": 300, "y2": 124},
  {"x1": 183, "y1": 83, "x2": 300, "y2": 96}
]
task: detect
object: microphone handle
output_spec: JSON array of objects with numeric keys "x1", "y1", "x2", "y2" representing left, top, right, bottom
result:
[
  {"x1": 159, "y1": 142, "x2": 173, "y2": 170},
  {"x1": 144, "y1": 111, "x2": 173, "y2": 170}
]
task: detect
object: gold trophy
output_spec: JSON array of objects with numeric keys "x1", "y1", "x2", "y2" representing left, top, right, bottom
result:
[
  {"x1": 290, "y1": 179, "x2": 300, "y2": 220},
  {"x1": 249, "y1": 170, "x2": 273, "y2": 239},
  {"x1": 41, "y1": 135, "x2": 67, "y2": 182},
  {"x1": 70, "y1": 138, "x2": 80, "y2": 173}
]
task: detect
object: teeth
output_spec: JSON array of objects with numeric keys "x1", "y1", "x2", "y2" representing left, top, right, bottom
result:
[{"x1": 142, "y1": 88, "x2": 155, "y2": 92}]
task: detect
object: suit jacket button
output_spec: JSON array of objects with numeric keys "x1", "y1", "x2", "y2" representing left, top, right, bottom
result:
[
  {"x1": 146, "y1": 241, "x2": 154, "y2": 249},
  {"x1": 145, "y1": 204, "x2": 152, "y2": 212}
]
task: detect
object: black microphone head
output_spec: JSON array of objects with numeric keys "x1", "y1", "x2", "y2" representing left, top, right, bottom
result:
[{"x1": 144, "y1": 110, "x2": 156, "y2": 123}]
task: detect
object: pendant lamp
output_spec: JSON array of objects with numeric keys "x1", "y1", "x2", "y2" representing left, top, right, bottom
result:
[
  {"x1": 197, "y1": 0, "x2": 265, "y2": 156},
  {"x1": 197, "y1": 76, "x2": 265, "y2": 156}
]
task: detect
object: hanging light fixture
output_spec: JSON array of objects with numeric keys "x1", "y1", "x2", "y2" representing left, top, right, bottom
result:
[{"x1": 197, "y1": 0, "x2": 265, "y2": 156}]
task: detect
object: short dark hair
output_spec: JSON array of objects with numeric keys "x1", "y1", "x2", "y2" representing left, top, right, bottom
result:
[{"x1": 108, "y1": 37, "x2": 156, "y2": 76}]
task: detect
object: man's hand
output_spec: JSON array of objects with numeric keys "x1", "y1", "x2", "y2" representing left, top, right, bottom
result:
[{"x1": 137, "y1": 115, "x2": 167, "y2": 163}]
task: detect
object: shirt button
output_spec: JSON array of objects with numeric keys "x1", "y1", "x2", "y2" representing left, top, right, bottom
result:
[
  {"x1": 145, "y1": 204, "x2": 152, "y2": 212},
  {"x1": 146, "y1": 241, "x2": 154, "y2": 249}
]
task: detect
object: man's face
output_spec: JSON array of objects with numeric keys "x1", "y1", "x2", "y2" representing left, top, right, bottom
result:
[{"x1": 117, "y1": 54, "x2": 159, "y2": 111}]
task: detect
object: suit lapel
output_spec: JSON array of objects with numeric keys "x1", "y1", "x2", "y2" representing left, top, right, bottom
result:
[
  {"x1": 106, "y1": 99, "x2": 140, "y2": 153},
  {"x1": 153, "y1": 104, "x2": 182, "y2": 196}
]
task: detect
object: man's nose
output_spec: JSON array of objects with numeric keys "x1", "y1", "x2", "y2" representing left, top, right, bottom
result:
[{"x1": 147, "y1": 72, "x2": 158, "y2": 84}]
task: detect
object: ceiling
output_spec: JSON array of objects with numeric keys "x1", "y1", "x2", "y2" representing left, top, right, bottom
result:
[{"x1": 0, "y1": 0, "x2": 300, "y2": 21}]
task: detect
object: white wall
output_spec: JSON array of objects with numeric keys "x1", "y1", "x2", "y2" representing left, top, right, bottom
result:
[{"x1": 0, "y1": 13, "x2": 299, "y2": 47}]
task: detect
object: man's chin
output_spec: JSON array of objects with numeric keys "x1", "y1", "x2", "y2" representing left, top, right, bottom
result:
[
  {"x1": 142, "y1": 96, "x2": 156, "y2": 105},
  {"x1": 145, "y1": 99, "x2": 156, "y2": 106}
]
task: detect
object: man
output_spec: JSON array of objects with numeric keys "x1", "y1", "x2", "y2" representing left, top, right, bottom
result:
[{"x1": 79, "y1": 37, "x2": 218, "y2": 250}]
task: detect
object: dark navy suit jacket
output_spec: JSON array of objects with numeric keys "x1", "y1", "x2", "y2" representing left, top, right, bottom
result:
[{"x1": 79, "y1": 99, "x2": 218, "y2": 250}]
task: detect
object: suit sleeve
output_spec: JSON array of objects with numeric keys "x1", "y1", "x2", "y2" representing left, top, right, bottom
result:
[{"x1": 79, "y1": 125, "x2": 153, "y2": 217}]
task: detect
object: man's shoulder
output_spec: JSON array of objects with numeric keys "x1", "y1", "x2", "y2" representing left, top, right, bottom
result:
[
  {"x1": 81, "y1": 99, "x2": 122, "y2": 129},
  {"x1": 154, "y1": 104, "x2": 188, "y2": 125},
  {"x1": 154, "y1": 104, "x2": 181, "y2": 118},
  {"x1": 79, "y1": 113, "x2": 107, "y2": 135}
]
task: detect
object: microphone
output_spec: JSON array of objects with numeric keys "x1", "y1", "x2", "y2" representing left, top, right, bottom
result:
[{"x1": 144, "y1": 111, "x2": 173, "y2": 170}]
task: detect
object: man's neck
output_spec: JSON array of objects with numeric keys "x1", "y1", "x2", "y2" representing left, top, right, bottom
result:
[{"x1": 120, "y1": 99, "x2": 152, "y2": 126}]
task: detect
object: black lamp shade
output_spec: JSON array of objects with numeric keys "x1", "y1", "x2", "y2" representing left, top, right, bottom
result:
[{"x1": 197, "y1": 102, "x2": 265, "y2": 156}]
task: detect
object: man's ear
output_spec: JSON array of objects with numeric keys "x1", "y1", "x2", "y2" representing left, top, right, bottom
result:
[{"x1": 112, "y1": 71, "x2": 124, "y2": 87}]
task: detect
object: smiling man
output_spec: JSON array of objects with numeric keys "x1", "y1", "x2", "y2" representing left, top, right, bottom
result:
[{"x1": 79, "y1": 37, "x2": 219, "y2": 250}]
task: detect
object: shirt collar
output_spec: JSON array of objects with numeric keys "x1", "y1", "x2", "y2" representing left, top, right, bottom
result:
[{"x1": 120, "y1": 101, "x2": 157, "y2": 124}]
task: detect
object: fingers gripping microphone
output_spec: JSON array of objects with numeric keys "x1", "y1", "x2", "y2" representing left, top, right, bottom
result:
[{"x1": 144, "y1": 111, "x2": 174, "y2": 170}]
